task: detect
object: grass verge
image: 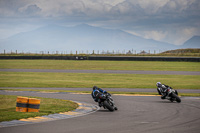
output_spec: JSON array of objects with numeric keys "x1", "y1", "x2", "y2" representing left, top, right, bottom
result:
[
  {"x1": 0, "y1": 95, "x2": 78, "y2": 122},
  {"x1": 0, "y1": 72, "x2": 200, "y2": 89},
  {"x1": 0, "y1": 60, "x2": 200, "y2": 71}
]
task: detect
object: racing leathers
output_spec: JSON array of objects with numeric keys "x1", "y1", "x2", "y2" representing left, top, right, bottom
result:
[
  {"x1": 91, "y1": 87, "x2": 108, "y2": 107},
  {"x1": 157, "y1": 84, "x2": 170, "y2": 99}
]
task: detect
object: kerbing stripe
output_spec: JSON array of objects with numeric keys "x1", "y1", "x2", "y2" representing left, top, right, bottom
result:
[{"x1": 0, "y1": 101, "x2": 99, "y2": 128}]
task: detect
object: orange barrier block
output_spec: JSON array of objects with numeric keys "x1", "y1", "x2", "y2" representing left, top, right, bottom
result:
[
  {"x1": 16, "y1": 97, "x2": 29, "y2": 112},
  {"x1": 28, "y1": 98, "x2": 40, "y2": 112}
]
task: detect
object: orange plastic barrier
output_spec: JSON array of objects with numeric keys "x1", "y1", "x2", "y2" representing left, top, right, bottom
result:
[
  {"x1": 28, "y1": 98, "x2": 40, "y2": 112},
  {"x1": 16, "y1": 97, "x2": 40, "y2": 112},
  {"x1": 16, "y1": 97, "x2": 29, "y2": 112}
]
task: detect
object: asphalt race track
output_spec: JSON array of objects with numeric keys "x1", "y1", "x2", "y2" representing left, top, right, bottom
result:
[{"x1": 0, "y1": 90, "x2": 200, "y2": 133}]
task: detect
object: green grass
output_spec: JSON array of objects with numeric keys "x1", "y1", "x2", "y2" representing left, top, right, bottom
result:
[
  {"x1": 0, "y1": 95, "x2": 78, "y2": 122},
  {"x1": 0, "y1": 72, "x2": 199, "y2": 89},
  {"x1": 0, "y1": 60, "x2": 200, "y2": 71}
]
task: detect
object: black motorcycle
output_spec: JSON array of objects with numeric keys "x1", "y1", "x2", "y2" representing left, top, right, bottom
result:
[
  {"x1": 157, "y1": 87, "x2": 181, "y2": 103},
  {"x1": 99, "y1": 93, "x2": 118, "y2": 111}
]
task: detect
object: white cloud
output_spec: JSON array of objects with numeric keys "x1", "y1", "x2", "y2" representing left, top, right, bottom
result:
[
  {"x1": 18, "y1": 4, "x2": 42, "y2": 16},
  {"x1": 31, "y1": 0, "x2": 123, "y2": 17},
  {"x1": 1, "y1": 0, "x2": 199, "y2": 20},
  {"x1": 173, "y1": 27, "x2": 200, "y2": 45},
  {"x1": 140, "y1": 27, "x2": 200, "y2": 45},
  {"x1": 135, "y1": 0, "x2": 169, "y2": 14},
  {"x1": 0, "y1": 0, "x2": 200, "y2": 45},
  {"x1": 143, "y1": 31, "x2": 167, "y2": 41}
]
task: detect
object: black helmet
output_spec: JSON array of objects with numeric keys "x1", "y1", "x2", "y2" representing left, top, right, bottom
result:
[{"x1": 93, "y1": 86, "x2": 97, "y2": 90}]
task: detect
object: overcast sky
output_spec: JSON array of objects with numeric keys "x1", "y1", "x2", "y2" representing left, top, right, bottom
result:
[{"x1": 0, "y1": 0, "x2": 200, "y2": 45}]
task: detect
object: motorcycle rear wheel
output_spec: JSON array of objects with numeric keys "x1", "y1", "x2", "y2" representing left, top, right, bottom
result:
[{"x1": 103, "y1": 101, "x2": 114, "y2": 111}]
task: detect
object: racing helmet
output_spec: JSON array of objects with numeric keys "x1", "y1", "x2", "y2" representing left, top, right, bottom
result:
[
  {"x1": 156, "y1": 82, "x2": 162, "y2": 87},
  {"x1": 93, "y1": 86, "x2": 98, "y2": 90}
]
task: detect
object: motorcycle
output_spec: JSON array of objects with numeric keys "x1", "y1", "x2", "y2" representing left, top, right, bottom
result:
[
  {"x1": 157, "y1": 87, "x2": 181, "y2": 103},
  {"x1": 99, "y1": 93, "x2": 118, "y2": 111}
]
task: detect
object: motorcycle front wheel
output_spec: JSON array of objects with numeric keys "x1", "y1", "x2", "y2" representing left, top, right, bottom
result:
[
  {"x1": 172, "y1": 93, "x2": 181, "y2": 103},
  {"x1": 103, "y1": 101, "x2": 114, "y2": 111}
]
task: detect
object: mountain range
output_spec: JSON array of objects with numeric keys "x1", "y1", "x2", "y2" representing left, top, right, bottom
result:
[
  {"x1": 181, "y1": 36, "x2": 200, "y2": 49},
  {"x1": 0, "y1": 24, "x2": 199, "y2": 53}
]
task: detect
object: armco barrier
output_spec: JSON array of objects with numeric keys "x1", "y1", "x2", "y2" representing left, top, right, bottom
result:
[
  {"x1": 16, "y1": 97, "x2": 40, "y2": 112},
  {"x1": 88, "y1": 56, "x2": 200, "y2": 62},
  {"x1": 0, "y1": 56, "x2": 86, "y2": 60},
  {"x1": 0, "y1": 56, "x2": 199, "y2": 62}
]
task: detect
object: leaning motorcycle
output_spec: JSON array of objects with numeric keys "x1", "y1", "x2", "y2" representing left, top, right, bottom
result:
[
  {"x1": 99, "y1": 93, "x2": 118, "y2": 111},
  {"x1": 157, "y1": 87, "x2": 181, "y2": 103}
]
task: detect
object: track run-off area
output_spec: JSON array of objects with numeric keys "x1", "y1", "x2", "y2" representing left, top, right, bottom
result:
[{"x1": 0, "y1": 68, "x2": 200, "y2": 133}]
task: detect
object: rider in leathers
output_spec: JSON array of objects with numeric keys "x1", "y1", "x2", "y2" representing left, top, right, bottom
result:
[
  {"x1": 156, "y1": 82, "x2": 170, "y2": 99},
  {"x1": 91, "y1": 86, "x2": 110, "y2": 107}
]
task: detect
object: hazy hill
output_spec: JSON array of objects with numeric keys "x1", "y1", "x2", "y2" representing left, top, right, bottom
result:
[
  {"x1": 163, "y1": 48, "x2": 200, "y2": 53},
  {"x1": 181, "y1": 36, "x2": 200, "y2": 48},
  {"x1": 0, "y1": 24, "x2": 184, "y2": 53}
]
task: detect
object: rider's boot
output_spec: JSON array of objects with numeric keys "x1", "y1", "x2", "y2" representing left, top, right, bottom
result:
[
  {"x1": 161, "y1": 95, "x2": 166, "y2": 99},
  {"x1": 98, "y1": 102, "x2": 102, "y2": 107}
]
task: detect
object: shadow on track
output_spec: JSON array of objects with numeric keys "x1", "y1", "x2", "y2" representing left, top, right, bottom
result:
[
  {"x1": 97, "y1": 110, "x2": 114, "y2": 112},
  {"x1": 154, "y1": 100, "x2": 182, "y2": 103}
]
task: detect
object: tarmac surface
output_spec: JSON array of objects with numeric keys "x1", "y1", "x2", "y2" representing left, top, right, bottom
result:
[{"x1": 0, "y1": 90, "x2": 200, "y2": 133}]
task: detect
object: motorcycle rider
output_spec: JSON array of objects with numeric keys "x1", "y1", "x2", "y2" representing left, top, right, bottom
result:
[
  {"x1": 91, "y1": 86, "x2": 110, "y2": 107},
  {"x1": 156, "y1": 82, "x2": 171, "y2": 99}
]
